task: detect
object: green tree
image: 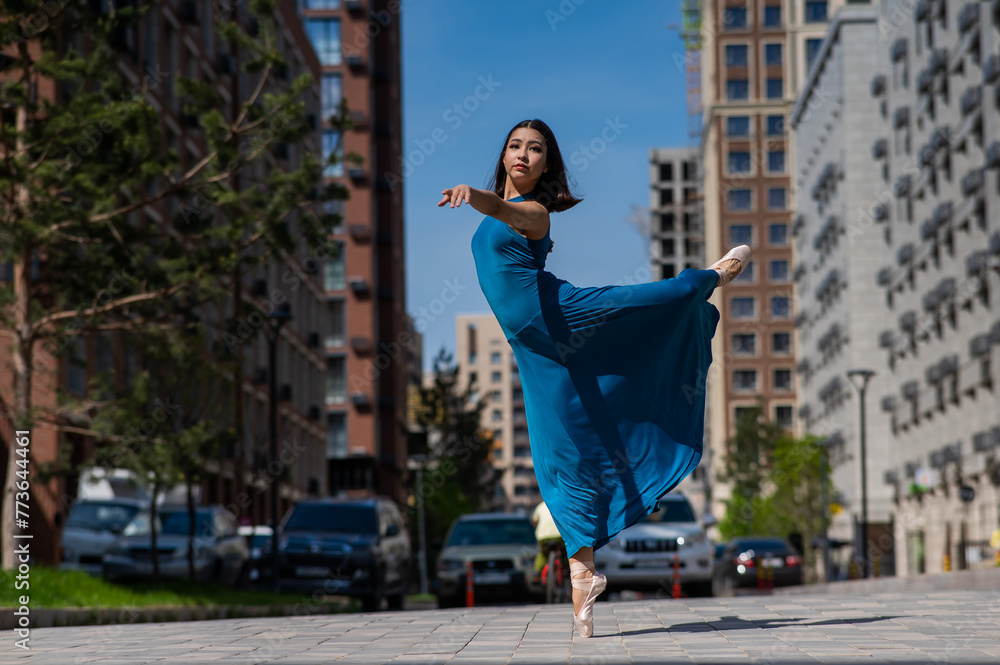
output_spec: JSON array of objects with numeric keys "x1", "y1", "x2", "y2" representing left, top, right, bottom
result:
[
  {"x1": 411, "y1": 349, "x2": 497, "y2": 580},
  {"x1": 0, "y1": 1, "x2": 346, "y2": 567},
  {"x1": 718, "y1": 404, "x2": 832, "y2": 581}
]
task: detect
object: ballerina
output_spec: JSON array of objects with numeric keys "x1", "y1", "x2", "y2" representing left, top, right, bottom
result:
[{"x1": 438, "y1": 118, "x2": 749, "y2": 637}]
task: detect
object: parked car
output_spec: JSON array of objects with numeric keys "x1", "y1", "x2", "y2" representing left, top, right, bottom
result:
[
  {"x1": 594, "y1": 492, "x2": 716, "y2": 597},
  {"x1": 271, "y1": 497, "x2": 410, "y2": 612},
  {"x1": 239, "y1": 524, "x2": 273, "y2": 584},
  {"x1": 61, "y1": 498, "x2": 149, "y2": 576},
  {"x1": 102, "y1": 506, "x2": 248, "y2": 586},
  {"x1": 712, "y1": 537, "x2": 804, "y2": 596},
  {"x1": 435, "y1": 513, "x2": 542, "y2": 608}
]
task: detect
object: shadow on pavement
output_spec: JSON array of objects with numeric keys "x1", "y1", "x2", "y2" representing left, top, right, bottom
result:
[{"x1": 617, "y1": 614, "x2": 903, "y2": 636}]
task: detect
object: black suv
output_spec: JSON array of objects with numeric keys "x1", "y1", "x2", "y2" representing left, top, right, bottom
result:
[{"x1": 274, "y1": 497, "x2": 410, "y2": 611}]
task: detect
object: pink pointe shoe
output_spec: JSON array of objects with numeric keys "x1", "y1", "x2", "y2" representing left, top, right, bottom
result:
[
  {"x1": 709, "y1": 245, "x2": 752, "y2": 286},
  {"x1": 570, "y1": 560, "x2": 607, "y2": 638}
]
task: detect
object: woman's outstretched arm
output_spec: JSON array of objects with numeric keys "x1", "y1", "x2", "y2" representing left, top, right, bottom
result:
[{"x1": 438, "y1": 184, "x2": 550, "y2": 240}]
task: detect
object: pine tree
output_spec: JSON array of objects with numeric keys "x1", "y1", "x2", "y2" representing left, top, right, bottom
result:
[{"x1": 0, "y1": 1, "x2": 346, "y2": 568}]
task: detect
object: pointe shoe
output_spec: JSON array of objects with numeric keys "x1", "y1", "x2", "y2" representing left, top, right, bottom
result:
[
  {"x1": 570, "y1": 561, "x2": 607, "y2": 638},
  {"x1": 708, "y1": 245, "x2": 752, "y2": 286}
]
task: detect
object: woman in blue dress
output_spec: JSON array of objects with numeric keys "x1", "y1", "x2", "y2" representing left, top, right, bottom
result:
[{"x1": 439, "y1": 119, "x2": 749, "y2": 637}]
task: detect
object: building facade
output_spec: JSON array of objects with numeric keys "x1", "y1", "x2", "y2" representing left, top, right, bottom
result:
[
  {"x1": 790, "y1": 5, "x2": 896, "y2": 579},
  {"x1": 455, "y1": 314, "x2": 538, "y2": 511},
  {"x1": 0, "y1": 1, "x2": 331, "y2": 562},
  {"x1": 650, "y1": 148, "x2": 704, "y2": 281},
  {"x1": 865, "y1": 0, "x2": 1000, "y2": 576},
  {"x1": 298, "y1": 1, "x2": 409, "y2": 503},
  {"x1": 701, "y1": 0, "x2": 847, "y2": 519}
]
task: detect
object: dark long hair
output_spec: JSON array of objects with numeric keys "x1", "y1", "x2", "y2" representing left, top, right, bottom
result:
[{"x1": 485, "y1": 119, "x2": 582, "y2": 213}]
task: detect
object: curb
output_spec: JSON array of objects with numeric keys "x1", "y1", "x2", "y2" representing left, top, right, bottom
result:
[
  {"x1": 773, "y1": 567, "x2": 1000, "y2": 596},
  {"x1": 0, "y1": 602, "x2": 339, "y2": 630}
]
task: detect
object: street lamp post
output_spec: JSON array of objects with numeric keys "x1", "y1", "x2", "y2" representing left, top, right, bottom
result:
[
  {"x1": 268, "y1": 302, "x2": 292, "y2": 593},
  {"x1": 407, "y1": 454, "x2": 429, "y2": 595},
  {"x1": 819, "y1": 438, "x2": 832, "y2": 583},
  {"x1": 847, "y1": 368, "x2": 875, "y2": 579}
]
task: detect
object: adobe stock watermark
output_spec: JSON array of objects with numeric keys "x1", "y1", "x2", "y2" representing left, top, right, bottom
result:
[
  {"x1": 568, "y1": 117, "x2": 629, "y2": 172},
  {"x1": 384, "y1": 75, "x2": 501, "y2": 191}
]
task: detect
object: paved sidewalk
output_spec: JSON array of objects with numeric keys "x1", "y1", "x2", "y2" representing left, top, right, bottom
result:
[{"x1": 10, "y1": 590, "x2": 1000, "y2": 664}]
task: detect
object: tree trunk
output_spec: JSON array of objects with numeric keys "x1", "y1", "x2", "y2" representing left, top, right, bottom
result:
[
  {"x1": 150, "y1": 486, "x2": 161, "y2": 579},
  {"x1": 186, "y1": 478, "x2": 196, "y2": 580},
  {"x1": 2, "y1": 85, "x2": 33, "y2": 570}
]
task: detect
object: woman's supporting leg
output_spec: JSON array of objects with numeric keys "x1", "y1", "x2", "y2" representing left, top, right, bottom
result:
[{"x1": 569, "y1": 546, "x2": 606, "y2": 638}]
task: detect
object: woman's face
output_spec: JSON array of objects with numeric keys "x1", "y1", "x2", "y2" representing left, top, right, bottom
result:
[{"x1": 503, "y1": 127, "x2": 548, "y2": 191}]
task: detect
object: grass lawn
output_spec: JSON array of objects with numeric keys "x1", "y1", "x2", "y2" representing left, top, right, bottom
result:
[{"x1": 0, "y1": 567, "x2": 353, "y2": 611}]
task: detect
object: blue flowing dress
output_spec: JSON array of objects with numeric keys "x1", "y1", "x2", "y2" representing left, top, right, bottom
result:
[{"x1": 471, "y1": 195, "x2": 721, "y2": 557}]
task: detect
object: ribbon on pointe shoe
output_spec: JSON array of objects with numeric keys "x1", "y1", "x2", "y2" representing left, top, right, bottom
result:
[{"x1": 570, "y1": 560, "x2": 607, "y2": 638}]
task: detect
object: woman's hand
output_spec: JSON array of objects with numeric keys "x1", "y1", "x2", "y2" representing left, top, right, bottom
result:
[{"x1": 438, "y1": 185, "x2": 473, "y2": 209}]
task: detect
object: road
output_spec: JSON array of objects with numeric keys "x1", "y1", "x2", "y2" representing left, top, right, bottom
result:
[{"x1": 9, "y1": 589, "x2": 1000, "y2": 664}]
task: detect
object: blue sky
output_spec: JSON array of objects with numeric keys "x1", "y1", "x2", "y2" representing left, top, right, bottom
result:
[{"x1": 400, "y1": 0, "x2": 691, "y2": 367}]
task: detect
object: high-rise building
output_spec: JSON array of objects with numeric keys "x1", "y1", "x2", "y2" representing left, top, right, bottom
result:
[
  {"x1": 862, "y1": 0, "x2": 1000, "y2": 576},
  {"x1": 701, "y1": 0, "x2": 844, "y2": 519},
  {"x1": 298, "y1": 1, "x2": 409, "y2": 503},
  {"x1": 650, "y1": 148, "x2": 704, "y2": 281},
  {"x1": 790, "y1": 4, "x2": 896, "y2": 578},
  {"x1": 455, "y1": 314, "x2": 538, "y2": 511}
]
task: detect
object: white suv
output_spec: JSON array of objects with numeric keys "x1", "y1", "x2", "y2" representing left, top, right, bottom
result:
[{"x1": 594, "y1": 492, "x2": 715, "y2": 597}]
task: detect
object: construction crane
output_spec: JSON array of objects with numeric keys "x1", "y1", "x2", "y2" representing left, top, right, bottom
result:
[{"x1": 667, "y1": 0, "x2": 703, "y2": 146}]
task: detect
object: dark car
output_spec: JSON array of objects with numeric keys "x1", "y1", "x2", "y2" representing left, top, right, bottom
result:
[
  {"x1": 102, "y1": 506, "x2": 248, "y2": 585},
  {"x1": 435, "y1": 513, "x2": 542, "y2": 608},
  {"x1": 271, "y1": 497, "x2": 410, "y2": 612},
  {"x1": 712, "y1": 537, "x2": 804, "y2": 596}
]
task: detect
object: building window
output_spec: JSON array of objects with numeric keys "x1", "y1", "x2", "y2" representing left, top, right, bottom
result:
[
  {"x1": 774, "y1": 405, "x2": 793, "y2": 428},
  {"x1": 659, "y1": 162, "x2": 674, "y2": 182},
  {"x1": 726, "y1": 44, "x2": 749, "y2": 67},
  {"x1": 726, "y1": 79, "x2": 749, "y2": 101},
  {"x1": 660, "y1": 213, "x2": 675, "y2": 232},
  {"x1": 305, "y1": 0, "x2": 340, "y2": 7},
  {"x1": 729, "y1": 224, "x2": 753, "y2": 245},
  {"x1": 732, "y1": 333, "x2": 756, "y2": 355},
  {"x1": 734, "y1": 405, "x2": 757, "y2": 423},
  {"x1": 734, "y1": 260, "x2": 755, "y2": 284},
  {"x1": 763, "y1": 5, "x2": 782, "y2": 27},
  {"x1": 727, "y1": 116, "x2": 750, "y2": 137},
  {"x1": 728, "y1": 151, "x2": 752, "y2": 174},
  {"x1": 731, "y1": 296, "x2": 756, "y2": 319},
  {"x1": 491, "y1": 371, "x2": 501, "y2": 383},
  {"x1": 65, "y1": 338, "x2": 86, "y2": 396},
  {"x1": 771, "y1": 295, "x2": 791, "y2": 319},
  {"x1": 772, "y1": 331, "x2": 791, "y2": 354},
  {"x1": 728, "y1": 189, "x2": 752, "y2": 211},
  {"x1": 723, "y1": 7, "x2": 748, "y2": 29},
  {"x1": 305, "y1": 18, "x2": 342, "y2": 65},
  {"x1": 327, "y1": 412, "x2": 347, "y2": 458},
  {"x1": 323, "y1": 241, "x2": 345, "y2": 290},
  {"x1": 321, "y1": 73, "x2": 342, "y2": 123},
  {"x1": 766, "y1": 77, "x2": 784, "y2": 99},
  {"x1": 491, "y1": 409, "x2": 502, "y2": 422},
  {"x1": 327, "y1": 299, "x2": 345, "y2": 346},
  {"x1": 769, "y1": 223, "x2": 788, "y2": 245},
  {"x1": 660, "y1": 188, "x2": 674, "y2": 206},
  {"x1": 323, "y1": 130, "x2": 344, "y2": 177},
  {"x1": 805, "y1": 38, "x2": 823, "y2": 70},
  {"x1": 683, "y1": 161, "x2": 697, "y2": 180},
  {"x1": 764, "y1": 43, "x2": 783, "y2": 66},
  {"x1": 661, "y1": 238, "x2": 676, "y2": 256},
  {"x1": 773, "y1": 368, "x2": 793, "y2": 391},
  {"x1": 767, "y1": 149, "x2": 785, "y2": 173},
  {"x1": 804, "y1": 1, "x2": 828, "y2": 23},
  {"x1": 514, "y1": 445, "x2": 531, "y2": 458},
  {"x1": 661, "y1": 263, "x2": 676, "y2": 279},
  {"x1": 766, "y1": 115, "x2": 784, "y2": 136},
  {"x1": 770, "y1": 260, "x2": 789, "y2": 282},
  {"x1": 326, "y1": 356, "x2": 346, "y2": 404},
  {"x1": 322, "y1": 198, "x2": 345, "y2": 234},
  {"x1": 491, "y1": 352, "x2": 501, "y2": 364},
  {"x1": 767, "y1": 187, "x2": 787, "y2": 210},
  {"x1": 733, "y1": 369, "x2": 758, "y2": 392}
]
